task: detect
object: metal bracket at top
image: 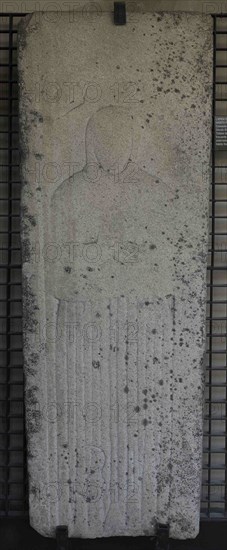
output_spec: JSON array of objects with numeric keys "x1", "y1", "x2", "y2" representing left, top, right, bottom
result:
[{"x1": 114, "y1": 2, "x2": 126, "y2": 25}]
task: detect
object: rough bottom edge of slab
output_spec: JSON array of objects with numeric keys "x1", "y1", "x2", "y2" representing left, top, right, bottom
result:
[{"x1": 29, "y1": 519, "x2": 200, "y2": 540}]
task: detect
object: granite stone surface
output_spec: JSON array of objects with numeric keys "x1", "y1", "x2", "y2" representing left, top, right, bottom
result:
[{"x1": 18, "y1": 11, "x2": 213, "y2": 539}]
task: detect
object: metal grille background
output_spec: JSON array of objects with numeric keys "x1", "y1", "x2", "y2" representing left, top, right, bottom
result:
[{"x1": 0, "y1": 12, "x2": 226, "y2": 522}]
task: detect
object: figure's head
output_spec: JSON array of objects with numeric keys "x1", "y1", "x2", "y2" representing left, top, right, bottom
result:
[{"x1": 86, "y1": 105, "x2": 134, "y2": 174}]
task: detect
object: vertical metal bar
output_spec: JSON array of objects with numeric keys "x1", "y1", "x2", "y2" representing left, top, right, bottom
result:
[
  {"x1": 207, "y1": 14, "x2": 217, "y2": 519},
  {"x1": 5, "y1": 13, "x2": 13, "y2": 517},
  {"x1": 226, "y1": 327, "x2": 227, "y2": 512},
  {"x1": 225, "y1": 50, "x2": 227, "y2": 515}
]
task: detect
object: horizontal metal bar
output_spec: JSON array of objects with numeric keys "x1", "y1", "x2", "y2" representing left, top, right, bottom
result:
[
  {"x1": 203, "y1": 464, "x2": 226, "y2": 469},
  {"x1": 203, "y1": 448, "x2": 227, "y2": 453},
  {"x1": 209, "y1": 199, "x2": 227, "y2": 203},
  {"x1": 206, "y1": 367, "x2": 227, "y2": 370},
  {"x1": 0, "y1": 402, "x2": 24, "y2": 403},
  {"x1": 207, "y1": 266, "x2": 227, "y2": 270},
  {"x1": 0, "y1": 215, "x2": 21, "y2": 218},
  {"x1": 0, "y1": 285, "x2": 22, "y2": 290},
  {"x1": 0, "y1": 315, "x2": 22, "y2": 319},
  {"x1": 0, "y1": 46, "x2": 16, "y2": 51},
  {"x1": 205, "y1": 405, "x2": 227, "y2": 410},
  {"x1": 201, "y1": 498, "x2": 226, "y2": 503},
  {"x1": 203, "y1": 432, "x2": 227, "y2": 437},
  {"x1": 0, "y1": 463, "x2": 24, "y2": 469},
  {"x1": 202, "y1": 481, "x2": 227, "y2": 486},
  {"x1": 206, "y1": 283, "x2": 227, "y2": 288},
  {"x1": 207, "y1": 300, "x2": 227, "y2": 304},
  {"x1": 209, "y1": 216, "x2": 227, "y2": 220},
  {"x1": 204, "y1": 416, "x2": 227, "y2": 421},
  {"x1": 0, "y1": 431, "x2": 24, "y2": 436},
  {"x1": 0, "y1": 333, "x2": 22, "y2": 338},
  {"x1": 206, "y1": 333, "x2": 227, "y2": 337},
  {"x1": 0, "y1": 448, "x2": 24, "y2": 453},
  {"x1": 0, "y1": 496, "x2": 25, "y2": 502},
  {"x1": 208, "y1": 251, "x2": 227, "y2": 255},
  {"x1": 0, "y1": 30, "x2": 17, "y2": 34},
  {"x1": 0, "y1": 348, "x2": 23, "y2": 352},
  {"x1": 0, "y1": 512, "x2": 28, "y2": 517},
  {"x1": 0, "y1": 116, "x2": 18, "y2": 121},
  {"x1": 0, "y1": 12, "x2": 27, "y2": 16},
  {"x1": 0, "y1": 368, "x2": 22, "y2": 374},
  {"x1": 0, "y1": 64, "x2": 17, "y2": 68},
  {"x1": 0, "y1": 146, "x2": 19, "y2": 150},
  {"x1": 205, "y1": 383, "x2": 227, "y2": 387},
  {"x1": 206, "y1": 351, "x2": 227, "y2": 354},
  {"x1": 206, "y1": 317, "x2": 227, "y2": 321},
  {"x1": 209, "y1": 232, "x2": 227, "y2": 235}
]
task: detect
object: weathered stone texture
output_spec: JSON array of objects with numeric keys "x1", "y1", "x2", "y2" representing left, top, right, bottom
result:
[{"x1": 18, "y1": 12, "x2": 213, "y2": 539}]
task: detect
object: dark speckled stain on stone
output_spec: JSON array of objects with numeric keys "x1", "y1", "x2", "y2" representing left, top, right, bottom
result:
[
  {"x1": 19, "y1": 22, "x2": 40, "y2": 437},
  {"x1": 142, "y1": 419, "x2": 148, "y2": 427},
  {"x1": 26, "y1": 385, "x2": 41, "y2": 434},
  {"x1": 22, "y1": 271, "x2": 38, "y2": 335},
  {"x1": 92, "y1": 360, "x2": 100, "y2": 369}
]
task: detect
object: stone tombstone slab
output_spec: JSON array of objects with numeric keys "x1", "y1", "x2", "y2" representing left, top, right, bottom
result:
[{"x1": 18, "y1": 11, "x2": 213, "y2": 540}]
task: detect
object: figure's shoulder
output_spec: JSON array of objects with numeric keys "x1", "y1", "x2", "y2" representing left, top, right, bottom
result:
[
  {"x1": 51, "y1": 171, "x2": 84, "y2": 207},
  {"x1": 129, "y1": 164, "x2": 176, "y2": 200}
]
